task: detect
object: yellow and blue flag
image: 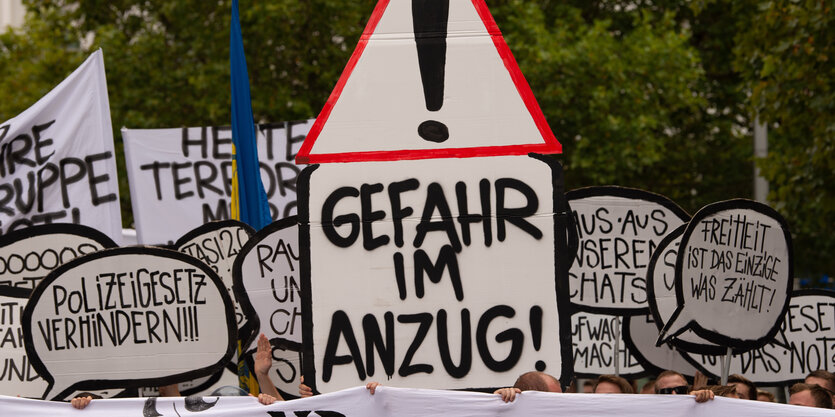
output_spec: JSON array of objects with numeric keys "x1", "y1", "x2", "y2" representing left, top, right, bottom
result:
[{"x1": 230, "y1": 0, "x2": 271, "y2": 230}]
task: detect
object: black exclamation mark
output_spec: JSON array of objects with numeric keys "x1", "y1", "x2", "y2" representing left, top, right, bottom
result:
[
  {"x1": 530, "y1": 306, "x2": 546, "y2": 371},
  {"x1": 412, "y1": 0, "x2": 450, "y2": 143}
]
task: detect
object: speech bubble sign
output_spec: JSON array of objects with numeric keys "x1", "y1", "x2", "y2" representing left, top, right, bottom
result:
[
  {"x1": 679, "y1": 290, "x2": 835, "y2": 386},
  {"x1": 657, "y1": 200, "x2": 793, "y2": 351},
  {"x1": 621, "y1": 314, "x2": 698, "y2": 377},
  {"x1": 232, "y1": 216, "x2": 304, "y2": 399},
  {"x1": 175, "y1": 220, "x2": 255, "y2": 333},
  {"x1": 566, "y1": 187, "x2": 689, "y2": 315},
  {"x1": 645, "y1": 224, "x2": 723, "y2": 355},
  {"x1": 570, "y1": 311, "x2": 646, "y2": 378},
  {"x1": 299, "y1": 155, "x2": 574, "y2": 394},
  {"x1": 232, "y1": 217, "x2": 301, "y2": 353},
  {"x1": 0, "y1": 224, "x2": 117, "y2": 290},
  {"x1": 21, "y1": 246, "x2": 236, "y2": 400},
  {"x1": 0, "y1": 286, "x2": 48, "y2": 397}
]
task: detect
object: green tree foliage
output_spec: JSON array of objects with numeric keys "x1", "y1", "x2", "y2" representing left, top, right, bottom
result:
[
  {"x1": 0, "y1": 1, "x2": 831, "y2": 277},
  {"x1": 734, "y1": 0, "x2": 834, "y2": 277}
]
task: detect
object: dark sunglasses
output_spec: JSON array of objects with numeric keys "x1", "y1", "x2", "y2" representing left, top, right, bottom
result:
[{"x1": 657, "y1": 385, "x2": 689, "y2": 395}]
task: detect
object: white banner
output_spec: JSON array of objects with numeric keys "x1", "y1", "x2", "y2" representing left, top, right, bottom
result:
[
  {"x1": 0, "y1": 50, "x2": 122, "y2": 243},
  {"x1": 122, "y1": 120, "x2": 312, "y2": 245},
  {"x1": 2, "y1": 386, "x2": 833, "y2": 417}
]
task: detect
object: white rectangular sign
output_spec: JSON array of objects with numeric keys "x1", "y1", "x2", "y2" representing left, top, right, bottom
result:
[
  {"x1": 122, "y1": 120, "x2": 312, "y2": 244},
  {"x1": 0, "y1": 50, "x2": 122, "y2": 242}
]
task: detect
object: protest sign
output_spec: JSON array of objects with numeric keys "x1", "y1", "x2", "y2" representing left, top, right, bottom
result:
[
  {"x1": 296, "y1": 0, "x2": 571, "y2": 394},
  {"x1": 646, "y1": 225, "x2": 723, "y2": 354},
  {"x1": 299, "y1": 155, "x2": 573, "y2": 393},
  {"x1": 1, "y1": 385, "x2": 831, "y2": 417},
  {"x1": 681, "y1": 290, "x2": 835, "y2": 385},
  {"x1": 571, "y1": 311, "x2": 645, "y2": 378},
  {"x1": 658, "y1": 200, "x2": 793, "y2": 352},
  {"x1": 21, "y1": 246, "x2": 236, "y2": 400},
  {"x1": 122, "y1": 120, "x2": 312, "y2": 245},
  {"x1": 566, "y1": 187, "x2": 689, "y2": 315},
  {"x1": 0, "y1": 286, "x2": 47, "y2": 397},
  {"x1": 0, "y1": 50, "x2": 122, "y2": 242},
  {"x1": 622, "y1": 313, "x2": 698, "y2": 377},
  {"x1": 175, "y1": 220, "x2": 255, "y2": 332},
  {"x1": 232, "y1": 216, "x2": 303, "y2": 398},
  {"x1": 0, "y1": 223, "x2": 116, "y2": 290}
]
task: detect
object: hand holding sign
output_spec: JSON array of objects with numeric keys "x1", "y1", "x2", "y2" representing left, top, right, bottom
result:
[
  {"x1": 22, "y1": 247, "x2": 236, "y2": 400},
  {"x1": 657, "y1": 200, "x2": 793, "y2": 351}
]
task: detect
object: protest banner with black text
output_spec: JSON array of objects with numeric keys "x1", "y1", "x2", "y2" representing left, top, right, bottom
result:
[
  {"x1": 658, "y1": 200, "x2": 793, "y2": 352},
  {"x1": 122, "y1": 120, "x2": 312, "y2": 245},
  {"x1": 0, "y1": 223, "x2": 116, "y2": 290},
  {"x1": 2, "y1": 385, "x2": 833, "y2": 417},
  {"x1": 294, "y1": 0, "x2": 572, "y2": 394},
  {"x1": 0, "y1": 50, "x2": 122, "y2": 242},
  {"x1": 681, "y1": 290, "x2": 835, "y2": 386},
  {"x1": 0, "y1": 286, "x2": 46, "y2": 397},
  {"x1": 571, "y1": 311, "x2": 646, "y2": 378},
  {"x1": 21, "y1": 246, "x2": 236, "y2": 400},
  {"x1": 566, "y1": 187, "x2": 689, "y2": 315},
  {"x1": 233, "y1": 216, "x2": 302, "y2": 398}
]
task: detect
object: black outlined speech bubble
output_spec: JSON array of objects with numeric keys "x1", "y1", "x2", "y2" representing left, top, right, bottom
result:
[
  {"x1": 566, "y1": 186, "x2": 689, "y2": 316},
  {"x1": 0, "y1": 223, "x2": 116, "y2": 290},
  {"x1": 657, "y1": 200, "x2": 793, "y2": 352},
  {"x1": 0, "y1": 286, "x2": 48, "y2": 398},
  {"x1": 22, "y1": 246, "x2": 236, "y2": 400}
]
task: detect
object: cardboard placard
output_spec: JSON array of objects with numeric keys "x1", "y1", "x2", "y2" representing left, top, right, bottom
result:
[
  {"x1": 122, "y1": 121, "x2": 311, "y2": 245},
  {"x1": 566, "y1": 187, "x2": 689, "y2": 315},
  {"x1": 571, "y1": 311, "x2": 646, "y2": 378},
  {"x1": 21, "y1": 247, "x2": 236, "y2": 400},
  {"x1": 0, "y1": 223, "x2": 117, "y2": 290},
  {"x1": 232, "y1": 216, "x2": 303, "y2": 399},
  {"x1": 621, "y1": 314, "x2": 698, "y2": 377},
  {"x1": 658, "y1": 200, "x2": 793, "y2": 352},
  {"x1": 0, "y1": 286, "x2": 47, "y2": 397},
  {"x1": 0, "y1": 50, "x2": 122, "y2": 242}
]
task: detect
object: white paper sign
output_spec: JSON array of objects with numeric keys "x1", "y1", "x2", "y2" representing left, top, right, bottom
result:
[
  {"x1": 0, "y1": 50, "x2": 121, "y2": 242},
  {"x1": 122, "y1": 120, "x2": 312, "y2": 244},
  {"x1": 233, "y1": 217, "x2": 303, "y2": 399},
  {"x1": 566, "y1": 187, "x2": 689, "y2": 315},
  {"x1": 21, "y1": 247, "x2": 236, "y2": 400},
  {"x1": 299, "y1": 155, "x2": 573, "y2": 393},
  {"x1": 571, "y1": 311, "x2": 645, "y2": 378},
  {"x1": 622, "y1": 313, "x2": 699, "y2": 377},
  {"x1": 659, "y1": 200, "x2": 793, "y2": 352},
  {"x1": 682, "y1": 290, "x2": 835, "y2": 385},
  {"x1": 0, "y1": 224, "x2": 116, "y2": 290},
  {"x1": 0, "y1": 287, "x2": 48, "y2": 398}
]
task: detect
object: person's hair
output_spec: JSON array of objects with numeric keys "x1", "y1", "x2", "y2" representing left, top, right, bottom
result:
[
  {"x1": 757, "y1": 389, "x2": 775, "y2": 402},
  {"x1": 593, "y1": 374, "x2": 634, "y2": 394},
  {"x1": 807, "y1": 370, "x2": 835, "y2": 392},
  {"x1": 705, "y1": 384, "x2": 737, "y2": 398},
  {"x1": 73, "y1": 392, "x2": 103, "y2": 400},
  {"x1": 654, "y1": 370, "x2": 687, "y2": 393},
  {"x1": 727, "y1": 374, "x2": 757, "y2": 400},
  {"x1": 513, "y1": 371, "x2": 560, "y2": 392},
  {"x1": 641, "y1": 379, "x2": 656, "y2": 393},
  {"x1": 790, "y1": 383, "x2": 833, "y2": 408}
]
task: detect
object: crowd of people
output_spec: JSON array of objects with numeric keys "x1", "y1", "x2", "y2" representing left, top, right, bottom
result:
[{"x1": 67, "y1": 334, "x2": 835, "y2": 411}]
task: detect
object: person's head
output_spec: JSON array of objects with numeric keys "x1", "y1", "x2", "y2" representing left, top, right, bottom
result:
[
  {"x1": 757, "y1": 389, "x2": 775, "y2": 402},
  {"x1": 704, "y1": 384, "x2": 738, "y2": 399},
  {"x1": 640, "y1": 379, "x2": 656, "y2": 394},
  {"x1": 581, "y1": 380, "x2": 594, "y2": 393},
  {"x1": 654, "y1": 370, "x2": 688, "y2": 395},
  {"x1": 727, "y1": 374, "x2": 756, "y2": 400},
  {"x1": 593, "y1": 375, "x2": 634, "y2": 394},
  {"x1": 789, "y1": 383, "x2": 833, "y2": 408},
  {"x1": 806, "y1": 370, "x2": 835, "y2": 403},
  {"x1": 513, "y1": 371, "x2": 562, "y2": 393}
]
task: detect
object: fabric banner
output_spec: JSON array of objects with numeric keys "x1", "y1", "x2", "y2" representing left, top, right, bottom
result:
[
  {"x1": 1, "y1": 386, "x2": 832, "y2": 417},
  {"x1": 122, "y1": 120, "x2": 311, "y2": 245},
  {"x1": 0, "y1": 50, "x2": 122, "y2": 243}
]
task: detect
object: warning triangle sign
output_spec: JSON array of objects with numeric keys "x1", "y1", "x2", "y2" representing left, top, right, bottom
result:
[{"x1": 296, "y1": 0, "x2": 561, "y2": 164}]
